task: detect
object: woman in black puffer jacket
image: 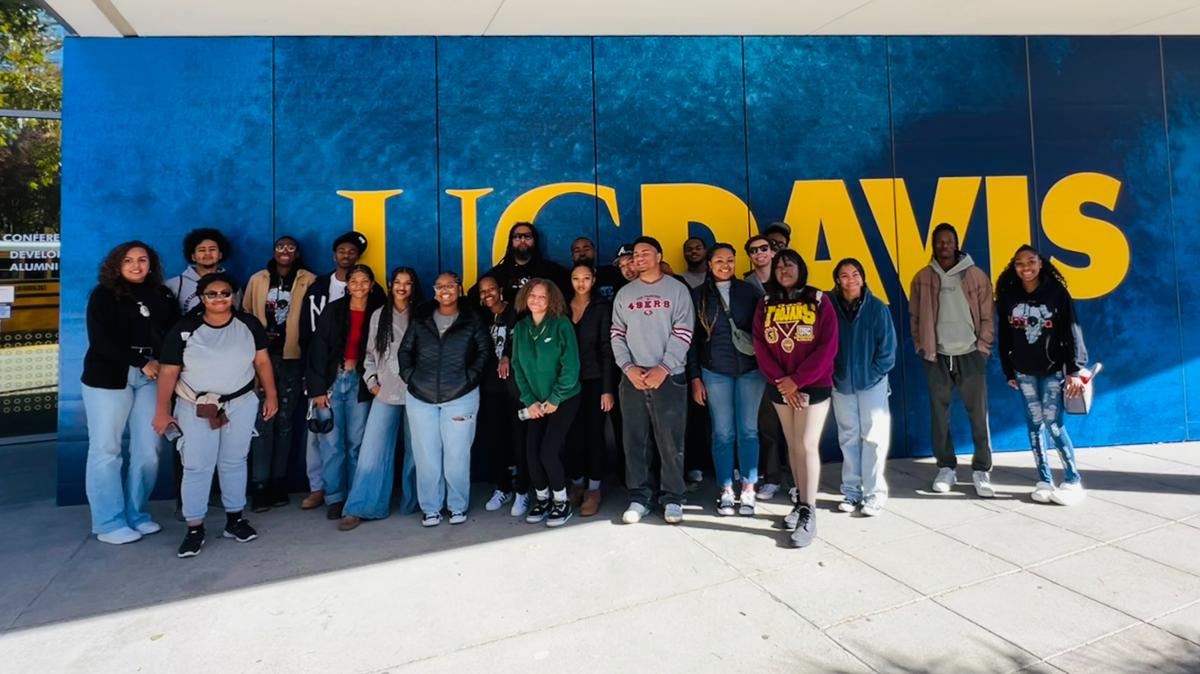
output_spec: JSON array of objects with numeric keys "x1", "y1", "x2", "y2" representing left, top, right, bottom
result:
[{"x1": 397, "y1": 272, "x2": 491, "y2": 527}]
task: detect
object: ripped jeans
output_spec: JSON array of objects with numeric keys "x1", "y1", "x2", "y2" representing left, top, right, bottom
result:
[
  {"x1": 405, "y1": 388, "x2": 479, "y2": 515},
  {"x1": 1015, "y1": 372, "x2": 1081, "y2": 485}
]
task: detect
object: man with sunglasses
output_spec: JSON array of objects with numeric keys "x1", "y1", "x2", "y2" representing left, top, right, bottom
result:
[
  {"x1": 242, "y1": 235, "x2": 316, "y2": 511},
  {"x1": 744, "y1": 230, "x2": 790, "y2": 500},
  {"x1": 476, "y1": 221, "x2": 569, "y2": 305},
  {"x1": 743, "y1": 235, "x2": 775, "y2": 294}
]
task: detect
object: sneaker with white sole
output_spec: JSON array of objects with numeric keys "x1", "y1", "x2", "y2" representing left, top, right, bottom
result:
[
  {"x1": 932, "y1": 467, "x2": 957, "y2": 493},
  {"x1": 223, "y1": 517, "x2": 258, "y2": 543},
  {"x1": 421, "y1": 512, "x2": 442, "y2": 527},
  {"x1": 837, "y1": 498, "x2": 859, "y2": 513},
  {"x1": 176, "y1": 525, "x2": 204, "y2": 558},
  {"x1": 622, "y1": 502, "x2": 650, "y2": 524},
  {"x1": 134, "y1": 520, "x2": 161, "y2": 535},
  {"x1": 757, "y1": 482, "x2": 780, "y2": 500},
  {"x1": 790, "y1": 504, "x2": 816, "y2": 548},
  {"x1": 664, "y1": 503, "x2": 684, "y2": 524},
  {"x1": 861, "y1": 501, "x2": 882, "y2": 517},
  {"x1": 546, "y1": 500, "x2": 573, "y2": 527},
  {"x1": 97, "y1": 526, "x2": 142, "y2": 545},
  {"x1": 716, "y1": 490, "x2": 736, "y2": 516},
  {"x1": 784, "y1": 503, "x2": 802, "y2": 532},
  {"x1": 485, "y1": 490, "x2": 513, "y2": 512},
  {"x1": 738, "y1": 489, "x2": 756, "y2": 516},
  {"x1": 449, "y1": 511, "x2": 468, "y2": 525},
  {"x1": 1031, "y1": 481, "x2": 1055, "y2": 503},
  {"x1": 1050, "y1": 481, "x2": 1085, "y2": 506},
  {"x1": 526, "y1": 499, "x2": 550, "y2": 523},
  {"x1": 510, "y1": 493, "x2": 530, "y2": 518},
  {"x1": 972, "y1": 470, "x2": 995, "y2": 498}
]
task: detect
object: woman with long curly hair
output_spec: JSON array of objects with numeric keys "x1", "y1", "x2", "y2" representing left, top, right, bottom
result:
[
  {"x1": 81, "y1": 241, "x2": 179, "y2": 544},
  {"x1": 995, "y1": 245, "x2": 1088, "y2": 506}
]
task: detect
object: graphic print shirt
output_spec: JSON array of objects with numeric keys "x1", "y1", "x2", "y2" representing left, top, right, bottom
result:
[
  {"x1": 751, "y1": 289, "x2": 838, "y2": 402},
  {"x1": 997, "y1": 280, "x2": 1080, "y2": 380},
  {"x1": 610, "y1": 276, "x2": 695, "y2": 375}
]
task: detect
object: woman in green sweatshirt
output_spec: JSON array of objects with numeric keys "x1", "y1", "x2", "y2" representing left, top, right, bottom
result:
[{"x1": 512, "y1": 278, "x2": 582, "y2": 527}]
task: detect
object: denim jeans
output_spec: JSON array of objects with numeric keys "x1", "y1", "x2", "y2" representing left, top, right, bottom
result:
[
  {"x1": 1015, "y1": 372, "x2": 1081, "y2": 484},
  {"x1": 701, "y1": 368, "x2": 765, "y2": 489},
  {"x1": 176, "y1": 392, "x2": 259, "y2": 521},
  {"x1": 250, "y1": 354, "x2": 301, "y2": 484},
  {"x1": 620, "y1": 372, "x2": 688, "y2": 507},
  {"x1": 831, "y1": 378, "x2": 892, "y2": 506},
  {"x1": 406, "y1": 388, "x2": 479, "y2": 515},
  {"x1": 319, "y1": 370, "x2": 371, "y2": 505},
  {"x1": 81, "y1": 366, "x2": 161, "y2": 534},
  {"x1": 343, "y1": 400, "x2": 415, "y2": 519},
  {"x1": 305, "y1": 429, "x2": 323, "y2": 491}
]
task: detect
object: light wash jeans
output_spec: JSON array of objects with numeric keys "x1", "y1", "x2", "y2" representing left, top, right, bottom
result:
[
  {"x1": 831, "y1": 378, "x2": 891, "y2": 507},
  {"x1": 81, "y1": 366, "x2": 161, "y2": 534},
  {"x1": 406, "y1": 388, "x2": 479, "y2": 515},
  {"x1": 319, "y1": 370, "x2": 371, "y2": 505},
  {"x1": 1016, "y1": 372, "x2": 1081, "y2": 485},
  {"x1": 343, "y1": 401, "x2": 416, "y2": 519},
  {"x1": 175, "y1": 392, "x2": 259, "y2": 521},
  {"x1": 700, "y1": 368, "x2": 765, "y2": 489}
]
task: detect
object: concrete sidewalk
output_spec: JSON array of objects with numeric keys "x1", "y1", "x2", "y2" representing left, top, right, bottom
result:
[{"x1": 1, "y1": 443, "x2": 1198, "y2": 672}]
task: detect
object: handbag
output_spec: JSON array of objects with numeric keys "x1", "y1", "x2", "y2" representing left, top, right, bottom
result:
[
  {"x1": 714, "y1": 285, "x2": 755, "y2": 356},
  {"x1": 1065, "y1": 362, "x2": 1102, "y2": 415}
]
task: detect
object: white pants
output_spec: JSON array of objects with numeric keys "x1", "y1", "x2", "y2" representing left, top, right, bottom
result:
[{"x1": 831, "y1": 378, "x2": 891, "y2": 507}]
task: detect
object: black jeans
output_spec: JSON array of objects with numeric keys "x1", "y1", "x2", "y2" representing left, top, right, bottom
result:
[
  {"x1": 250, "y1": 354, "x2": 301, "y2": 484},
  {"x1": 478, "y1": 385, "x2": 528, "y2": 493},
  {"x1": 567, "y1": 378, "x2": 609, "y2": 483},
  {"x1": 923, "y1": 351, "x2": 993, "y2": 471},
  {"x1": 525, "y1": 394, "x2": 581, "y2": 493},
  {"x1": 757, "y1": 385, "x2": 787, "y2": 484},
  {"x1": 620, "y1": 372, "x2": 688, "y2": 506},
  {"x1": 685, "y1": 396, "x2": 713, "y2": 475}
]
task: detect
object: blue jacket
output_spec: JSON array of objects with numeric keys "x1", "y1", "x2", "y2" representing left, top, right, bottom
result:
[{"x1": 831, "y1": 287, "x2": 897, "y2": 394}]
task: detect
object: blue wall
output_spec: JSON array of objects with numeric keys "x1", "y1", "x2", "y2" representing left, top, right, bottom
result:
[{"x1": 59, "y1": 35, "x2": 1200, "y2": 504}]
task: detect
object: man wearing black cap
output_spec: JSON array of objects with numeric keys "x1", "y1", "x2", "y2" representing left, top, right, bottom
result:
[
  {"x1": 297, "y1": 230, "x2": 385, "y2": 509},
  {"x1": 763, "y1": 222, "x2": 791, "y2": 255},
  {"x1": 615, "y1": 243, "x2": 638, "y2": 283},
  {"x1": 475, "y1": 221, "x2": 569, "y2": 304}
]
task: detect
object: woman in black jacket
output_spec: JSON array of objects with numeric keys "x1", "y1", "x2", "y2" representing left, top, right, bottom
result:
[
  {"x1": 566, "y1": 263, "x2": 615, "y2": 516},
  {"x1": 397, "y1": 272, "x2": 491, "y2": 527},
  {"x1": 81, "y1": 241, "x2": 179, "y2": 544},
  {"x1": 686, "y1": 243, "x2": 766, "y2": 516},
  {"x1": 306, "y1": 264, "x2": 385, "y2": 520},
  {"x1": 476, "y1": 275, "x2": 530, "y2": 517}
]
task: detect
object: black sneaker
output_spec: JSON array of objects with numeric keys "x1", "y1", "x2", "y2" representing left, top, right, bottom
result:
[
  {"x1": 546, "y1": 500, "x2": 573, "y2": 527},
  {"x1": 526, "y1": 499, "x2": 551, "y2": 524},
  {"x1": 790, "y1": 504, "x2": 816, "y2": 548},
  {"x1": 223, "y1": 517, "x2": 258, "y2": 543},
  {"x1": 177, "y1": 525, "x2": 205, "y2": 558}
]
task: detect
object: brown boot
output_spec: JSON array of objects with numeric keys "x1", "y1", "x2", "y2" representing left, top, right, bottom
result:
[
  {"x1": 326, "y1": 502, "x2": 344, "y2": 520},
  {"x1": 580, "y1": 489, "x2": 602, "y2": 517},
  {"x1": 338, "y1": 515, "x2": 362, "y2": 531},
  {"x1": 569, "y1": 484, "x2": 586, "y2": 508},
  {"x1": 300, "y1": 490, "x2": 325, "y2": 509}
]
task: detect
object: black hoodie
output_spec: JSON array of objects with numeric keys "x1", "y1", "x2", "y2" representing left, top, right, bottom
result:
[{"x1": 997, "y1": 279, "x2": 1081, "y2": 381}]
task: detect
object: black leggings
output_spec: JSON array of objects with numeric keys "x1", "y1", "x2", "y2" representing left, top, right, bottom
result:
[
  {"x1": 526, "y1": 393, "x2": 581, "y2": 493},
  {"x1": 568, "y1": 378, "x2": 609, "y2": 482},
  {"x1": 478, "y1": 386, "x2": 528, "y2": 493}
]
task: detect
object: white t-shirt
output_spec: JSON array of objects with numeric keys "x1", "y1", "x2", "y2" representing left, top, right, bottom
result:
[{"x1": 328, "y1": 274, "x2": 347, "y2": 302}]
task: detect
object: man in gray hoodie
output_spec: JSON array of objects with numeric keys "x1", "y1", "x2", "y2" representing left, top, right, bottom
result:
[{"x1": 908, "y1": 224, "x2": 995, "y2": 497}]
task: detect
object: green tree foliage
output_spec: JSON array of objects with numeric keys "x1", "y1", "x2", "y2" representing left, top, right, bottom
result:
[{"x1": 0, "y1": 2, "x2": 62, "y2": 235}]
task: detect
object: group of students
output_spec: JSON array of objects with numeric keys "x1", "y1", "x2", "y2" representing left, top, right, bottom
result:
[{"x1": 80, "y1": 219, "x2": 1091, "y2": 557}]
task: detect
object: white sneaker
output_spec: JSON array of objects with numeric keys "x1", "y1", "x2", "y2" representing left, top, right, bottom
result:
[
  {"x1": 134, "y1": 520, "x2": 162, "y2": 535},
  {"x1": 421, "y1": 512, "x2": 442, "y2": 527},
  {"x1": 449, "y1": 511, "x2": 468, "y2": 525},
  {"x1": 837, "y1": 498, "x2": 859, "y2": 513},
  {"x1": 973, "y1": 471, "x2": 995, "y2": 498},
  {"x1": 738, "y1": 489, "x2": 756, "y2": 516},
  {"x1": 622, "y1": 502, "x2": 650, "y2": 524},
  {"x1": 1050, "y1": 481, "x2": 1086, "y2": 506},
  {"x1": 1031, "y1": 481, "x2": 1055, "y2": 503},
  {"x1": 510, "y1": 493, "x2": 529, "y2": 518},
  {"x1": 861, "y1": 502, "x2": 882, "y2": 517},
  {"x1": 485, "y1": 490, "x2": 513, "y2": 512},
  {"x1": 97, "y1": 526, "x2": 142, "y2": 545},
  {"x1": 716, "y1": 490, "x2": 736, "y2": 516},
  {"x1": 664, "y1": 503, "x2": 684, "y2": 524},
  {"x1": 758, "y1": 482, "x2": 780, "y2": 500},
  {"x1": 932, "y1": 467, "x2": 957, "y2": 493}
]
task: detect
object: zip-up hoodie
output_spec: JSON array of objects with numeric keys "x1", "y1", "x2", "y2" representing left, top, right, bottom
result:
[
  {"x1": 831, "y1": 286, "x2": 897, "y2": 394},
  {"x1": 752, "y1": 289, "x2": 839, "y2": 395},
  {"x1": 909, "y1": 253, "x2": 994, "y2": 361},
  {"x1": 997, "y1": 280, "x2": 1082, "y2": 381}
]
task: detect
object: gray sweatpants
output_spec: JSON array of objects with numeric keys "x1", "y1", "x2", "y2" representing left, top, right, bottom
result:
[
  {"x1": 176, "y1": 392, "x2": 259, "y2": 522},
  {"x1": 922, "y1": 351, "x2": 992, "y2": 472}
]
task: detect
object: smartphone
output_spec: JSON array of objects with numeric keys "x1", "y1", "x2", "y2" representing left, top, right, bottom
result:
[{"x1": 163, "y1": 422, "x2": 183, "y2": 442}]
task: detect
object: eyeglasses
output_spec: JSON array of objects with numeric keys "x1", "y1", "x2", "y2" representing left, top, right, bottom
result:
[
  {"x1": 274, "y1": 243, "x2": 297, "y2": 252},
  {"x1": 748, "y1": 244, "x2": 770, "y2": 254},
  {"x1": 434, "y1": 284, "x2": 458, "y2": 292},
  {"x1": 768, "y1": 240, "x2": 787, "y2": 251},
  {"x1": 202, "y1": 290, "x2": 234, "y2": 299},
  {"x1": 511, "y1": 233, "x2": 534, "y2": 241}
]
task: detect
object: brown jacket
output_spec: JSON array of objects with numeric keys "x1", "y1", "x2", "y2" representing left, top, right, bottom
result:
[
  {"x1": 242, "y1": 267, "x2": 316, "y2": 360},
  {"x1": 909, "y1": 259, "x2": 994, "y2": 361}
]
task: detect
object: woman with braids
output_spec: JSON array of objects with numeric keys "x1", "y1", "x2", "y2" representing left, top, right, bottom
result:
[
  {"x1": 306, "y1": 264, "x2": 386, "y2": 521},
  {"x1": 338, "y1": 267, "x2": 423, "y2": 530},
  {"x1": 996, "y1": 245, "x2": 1088, "y2": 506},
  {"x1": 81, "y1": 241, "x2": 179, "y2": 544},
  {"x1": 752, "y1": 249, "x2": 838, "y2": 548},
  {"x1": 686, "y1": 243, "x2": 765, "y2": 517}
]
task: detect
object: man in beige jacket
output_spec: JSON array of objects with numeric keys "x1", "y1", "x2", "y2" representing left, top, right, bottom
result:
[
  {"x1": 242, "y1": 235, "x2": 316, "y2": 510},
  {"x1": 909, "y1": 223, "x2": 995, "y2": 497}
]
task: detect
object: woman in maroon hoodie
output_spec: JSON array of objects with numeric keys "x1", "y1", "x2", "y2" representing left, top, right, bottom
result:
[{"x1": 752, "y1": 249, "x2": 838, "y2": 548}]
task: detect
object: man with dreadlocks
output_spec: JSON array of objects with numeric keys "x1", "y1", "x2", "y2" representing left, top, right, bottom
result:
[
  {"x1": 995, "y1": 245, "x2": 1089, "y2": 506},
  {"x1": 475, "y1": 221, "x2": 570, "y2": 305},
  {"x1": 909, "y1": 223, "x2": 996, "y2": 498}
]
